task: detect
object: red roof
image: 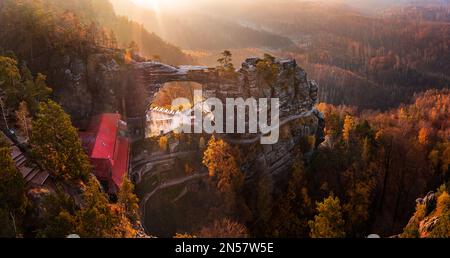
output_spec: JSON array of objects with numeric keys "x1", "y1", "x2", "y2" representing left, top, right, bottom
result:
[
  {"x1": 79, "y1": 113, "x2": 130, "y2": 194},
  {"x1": 88, "y1": 113, "x2": 121, "y2": 160}
]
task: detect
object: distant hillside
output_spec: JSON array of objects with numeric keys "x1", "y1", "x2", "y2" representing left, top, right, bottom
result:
[
  {"x1": 89, "y1": 0, "x2": 194, "y2": 64},
  {"x1": 2, "y1": 0, "x2": 449, "y2": 111},
  {"x1": 0, "y1": 0, "x2": 193, "y2": 65},
  {"x1": 224, "y1": 0, "x2": 450, "y2": 110},
  {"x1": 114, "y1": 0, "x2": 449, "y2": 110},
  {"x1": 382, "y1": 4, "x2": 450, "y2": 21},
  {"x1": 339, "y1": 0, "x2": 450, "y2": 12},
  {"x1": 304, "y1": 64, "x2": 387, "y2": 109},
  {"x1": 109, "y1": 0, "x2": 298, "y2": 51}
]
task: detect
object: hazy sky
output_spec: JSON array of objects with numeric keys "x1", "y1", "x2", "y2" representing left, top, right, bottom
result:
[
  {"x1": 127, "y1": 0, "x2": 420, "y2": 11},
  {"x1": 129, "y1": 0, "x2": 201, "y2": 9}
]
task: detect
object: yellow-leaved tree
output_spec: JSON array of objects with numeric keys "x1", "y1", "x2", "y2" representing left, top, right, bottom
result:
[
  {"x1": 202, "y1": 136, "x2": 244, "y2": 211},
  {"x1": 309, "y1": 195, "x2": 346, "y2": 238}
]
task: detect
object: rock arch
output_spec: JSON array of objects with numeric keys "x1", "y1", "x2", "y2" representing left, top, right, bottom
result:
[{"x1": 126, "y1": 58, "x2": 321, "y2": 141}]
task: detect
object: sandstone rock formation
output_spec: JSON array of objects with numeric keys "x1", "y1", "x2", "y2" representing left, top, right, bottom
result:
[
  {"x1": 47, "y1": 47, "x2": 323, "y2": 146},
  {"x1": 131, "y1": 57, "x2": 320, "y2": 123},
  {"x1": 129, "y1": 57, "x2": 324, "y2": 181},
  {"x1": 47, "y1": 49, "x2": 126, "y2": 127},
  {"x1": 402, "y1": 190, "x2": 450, "y2": 238},
  {"x1": 48, "y1": 48, "x2": 323, "y2": 182},
  {"x1": 110, "y1": 55, "x2": 324, "y2": 235}
]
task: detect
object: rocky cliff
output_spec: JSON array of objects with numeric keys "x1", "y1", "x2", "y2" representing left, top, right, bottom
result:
[
  {"x1": 132, "y1": 57, "x2": 320, "y2": 120},
  {"x1": 45, "y1": 48, "x2": 138, "y2": 128},
  {"x1": 401, "y1": 190, "x2": 450, "y2": 238},
  {"x1": 130, "y1": 57, "x2": 324, "y2": 181},
  {"x1": 53, "y1": 52, "x2": 325, "y2": 236},
  {"x1": 48, "y1": 49, "x2": 323, "y2": 180}
]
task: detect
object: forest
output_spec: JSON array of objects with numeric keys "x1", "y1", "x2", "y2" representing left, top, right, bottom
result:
[
  {"x1": 142, "y1": 88, "x2": 449, "y2": 238},
  {"x1": 0, "y1": 0, "x2": 193, "y2": 67},
  {"x1": 0, "y1": 53, "x2": 140, "y2": 237},
  {"x1": 0, "y1": 0, "x2": 449, "y2": 238},
  {"x1": 126, "y1": 0, "x2": 450, "y2": 110}
]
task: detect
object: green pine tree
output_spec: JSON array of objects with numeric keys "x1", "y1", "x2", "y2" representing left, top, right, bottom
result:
[
  {"x1": 0, "y1": 144, "x2": 27, "y2": 237},
  {"x1": 30, "y1": 100, "x2": 91, "y2": 182}
]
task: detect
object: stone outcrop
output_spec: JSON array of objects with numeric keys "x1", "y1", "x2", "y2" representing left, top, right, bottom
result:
[
  {"x1": 130, "y1": 57, "x2": 324, "y2": 180},
  {"x1": 131, "y1": 57, "x2": 320, "y2": 122},
  {"x1": 402, "y1": 191, "x2": 450, "y2": 238},
  {"x1": 48, "y1": 49, "x2": 324, "y2": 180},
  {"x1": 415, "y1": 192, "x2": 439, "y2": 237},
  {"x1": 121, "y1": 56, "x2": 325, "y2": 235},
  {"x1": 47, "y1": 47, "x2": 323, "y2": 145},
  {"x1": 416, "y1": 191, "x2": 437, "y2": 215},
  {"x1": 46, "y1": 48, "x2": 127, "y2": 128}
]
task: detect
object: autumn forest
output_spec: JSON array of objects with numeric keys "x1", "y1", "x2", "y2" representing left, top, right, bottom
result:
[{"x1": 0, "y1": 0, "x2": 449, "y2": 240}]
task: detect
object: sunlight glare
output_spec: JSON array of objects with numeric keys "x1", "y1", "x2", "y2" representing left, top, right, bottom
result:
[{"x1": 130, "y1": 0, "x2": 178, "y2": 11}]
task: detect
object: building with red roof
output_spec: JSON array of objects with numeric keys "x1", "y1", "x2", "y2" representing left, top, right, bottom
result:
[{"x1": 79, "y1": 113, "x2": 130, "y2": 196}]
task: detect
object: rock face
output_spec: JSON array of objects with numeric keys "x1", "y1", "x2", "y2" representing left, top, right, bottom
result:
[
  {"x1": 47, "y1": 48, "x2": 323, "y2": 141},
  {"x1": 416, "y1": 191, "x2": 437, "y2": 215},
  {"x1": 131, "y1": 58, "x2": 320, "y2": 122},
  {"x1": 402, "y1": 191, "x2": 450, "y2": 238},
  {"x1": 49, "y1": 50, "x2": 323, "y2": 180},
  {"x1": 415, "y1": 192, "x2": 439, "y2": 237},
  {"x1": 127, "y1": 58, "x2": 324, "y2": 235},
  {"x1": 46, "y1": 48, "x2": 127, "y2": 128},
  {"x1": 130, "y1": 57, "x2": 324, "y2": 179}
]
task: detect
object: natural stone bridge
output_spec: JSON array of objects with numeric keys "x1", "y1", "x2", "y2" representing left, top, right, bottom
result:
[
  {"x1": 121, "y1": 57, "x2": 326, "y2": 234},
  {"x1": 125, "y1": 58, "x2": 322, "y2": 140},
  {"x1": 49, "y1": 48, "x2": 323, "y2": 182},
  {"x1": 125, "y1": 57, "x2": 324, "y2": 180}
]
